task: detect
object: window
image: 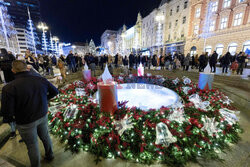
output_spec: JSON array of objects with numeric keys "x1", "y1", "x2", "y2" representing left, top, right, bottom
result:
[
  {"x1": 239, "y1": 0, "x2": 244, "y2": 3},
  {"x1": 175, "y1": 20, "x2": 178, "y2": 26},
  {"x1": 216, "y1": 44, "x2": 224, "y2": 57},
  {"x1": 184, "y1": 1, "x2": 188, "y2": 9},
  {"x1": 205, "y1": 46, "x2": 212, "y2": 54},
  {"x1": 170, "y1": 9, "x2": 172, "y2": 16},
  {"x1": 223, "y1": 0, "x2": 231, "y2": 8},
  {"x1": 169, "y1": 22, "x2": 172, "y2": 29},
  {"x1": 211, "y1": 1, "x2": 218, "y2": 12},
  {"x1": 183, "y1": 16, "x2": 186, "y2": 24},
  {"x1": 196, "y1": 8, "x2": 201, "y2": 18},
  {"x1": 220, "y1": 17, "x2": 228, "y2": 29},
  {"x1": 243, "y1": 41, "x2": 250, "y2": 53},
  {"x1": 194, "y1": 25, "x2": 199, "y2": 35},
  {"x1": 190, "y1": 46, "x2": 197, "y2": 56},
  {"x1": 234, "y1": 13, "x2": 243, "y2": 26},
  {"x1": 209, "y1": 20, "x2": 215, "y2": 31},
  {"x1": 177, "y1": 6, "x2": 180, "y2": 13},
  {"x1": 168, "y1": 34, "x2": 171, "y2": 40},
  {"x1": 228, "y1": 43, "x2": 238, "y2": 55}
]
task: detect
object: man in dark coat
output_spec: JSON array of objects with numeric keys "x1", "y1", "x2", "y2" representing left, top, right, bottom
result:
[
  {"x1": 1, "y1": 60, "x2": 58, "y2": 167},
  {"x1": 221, "y1": 52, "x2": 231, "y2": 73},
  {"x1": 66, "y1": 51, "x2": 76, "y2": 73},
  {"x1": 209, "y1": 51, "x2": 218, "y2": 73},
  {"x1": 0, "y1": 48, "x2": 15, "y2": 83},
  {"x1": 129, "y1": 53, "x2": 134, "y2": 69},
  {"x1": 198, "y1": 53, "x2": 206, "y2": 72},
  {"x1": 236, "y1": 52, "x2": 247, "y2": 75}
]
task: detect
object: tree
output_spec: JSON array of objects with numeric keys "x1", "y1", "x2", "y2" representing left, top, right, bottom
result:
[{"x1": 89, "y1": 39, "x2": 96, "y2": 55}]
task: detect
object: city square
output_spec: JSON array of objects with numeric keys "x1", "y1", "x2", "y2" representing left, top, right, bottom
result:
[{"x1": 0, "y1": 0, "x2": 249, "y2": 167}]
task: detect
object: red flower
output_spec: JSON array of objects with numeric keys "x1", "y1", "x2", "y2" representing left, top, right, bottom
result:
[
  {"x1": 197, "y1": 123, "x2": 203, "y2": 129},
  {"x1": 189, "y1": 118, "x2": 199, "y2": 126}
]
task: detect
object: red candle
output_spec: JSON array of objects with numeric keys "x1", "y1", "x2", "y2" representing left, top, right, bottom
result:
[{"x1": 97, "y1": 81, "x2": 118, "y2": 115}]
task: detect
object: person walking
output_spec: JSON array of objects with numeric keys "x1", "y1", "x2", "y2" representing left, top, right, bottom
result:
[
  {"x1": 236, "y1": 52, "x2": 247, "y2": 75},
  {"x1": 209, "y1": 51, "x2": 218, "y2": 73},
  {"x1": 183, "y1": 53, "x2": 191, "y2": 71},
  {"x1": 58, "y1": 59, "x2": 67, "y2": 82},
  {"x1": 66, "y1": 51, "x2": 74, "y2": 73},
  {"x1": 0, "y1": 48, "x2": 15, "y2": 83},
  {"x1": 1, "y1": 60, "x2": 58, "y2": 167},
  {"x1": 199, "y1": 53, "x2": 206, "y2": 72},
  {"x1": 221, "y1": 52, "x2": 231, "y2": 73}
]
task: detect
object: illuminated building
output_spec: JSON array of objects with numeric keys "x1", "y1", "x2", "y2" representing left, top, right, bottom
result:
[
  {"x1": 120, "y1": 13, "x2": 142, "y2": 55},
  {"x1": 164, "y1": 0, "x2": 189, "y2": 54},
  {"x1": 4, "y1": 0, "x2": 42, "y2": 53},
  {"x1": 0, "y1": 1, "x2": 19, "y2": 53},
  {"x1": 185, "y1": 0, "x2": 250, "y2": 57},
  {"x1": 3, "y1": 0, "x2": 41, "y2": 29}
]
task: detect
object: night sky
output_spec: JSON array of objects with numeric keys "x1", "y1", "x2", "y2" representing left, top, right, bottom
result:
[{"x1": 40, "y1": 0, "x2": 162, "y2": 45}]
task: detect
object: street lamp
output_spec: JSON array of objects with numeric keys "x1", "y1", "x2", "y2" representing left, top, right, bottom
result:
[
  {"x1": 52, "y1": 36, "x2": 59, "y2": 55},
  {"x1": 37, "y1": 22, "x2": 48, "y2": 54}
]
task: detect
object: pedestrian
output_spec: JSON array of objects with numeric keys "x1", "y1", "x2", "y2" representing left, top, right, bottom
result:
[
  {"x1": 1, "y1": 60, "x2": 59, "y2": 167},
  {"x1": 38, "y1": 55, "x2": 45, "y2": 74},
  {"x1": 209, "y1": 51, "x2": 218, "y2": 73},
  {"x1": 199, "y1": 53, "x2": 206, "y2": 72},
  {"x1": 0, "y1": 48, "x2": 15, "y2": 83},
  {"x1": 27, "y1": 53, "x2": 39, "y2": 71},
  {"x1": 128, "y1": 53, "x2": 133, "y2": 69},
  {"x1": 160, "y1": 55, "x2": 165, "y2": 69},
  {"x1": 183, "y1": 53, "x2": 191, "y2": 71},
  {"x1": 58, "y1": 59, "x2": 67, "y2": 82},
  {"x1": 236, "y1": 52, "x2": 247, "y2": 75},
  {"x1": 66, "y1": 51, "x2": 75, "y2": 73},
  {"x1": 89, "y1": 54, "x2": 96, "y2": 76},
  {"x1": 118, "y1": 54, "x2": 123, "y2": 67},
  {"x1": 221, "y1": 52, "x2": 231, "y2": 73}
]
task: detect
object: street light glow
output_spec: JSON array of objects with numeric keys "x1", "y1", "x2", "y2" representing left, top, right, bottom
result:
[
  {"x1": 37, "y1": 22, "x2": 48, "y2": 31},
  {"x1": 37, "y1": 22, "x2": 49, "y2": 54},
  {"x1": 52, "y1": 36, "x2": 59, "y2": 41}
]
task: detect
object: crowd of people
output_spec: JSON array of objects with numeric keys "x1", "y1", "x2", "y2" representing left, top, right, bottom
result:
[{"x1": 0, "y1": 49, "x2": 248, "y2": 86}]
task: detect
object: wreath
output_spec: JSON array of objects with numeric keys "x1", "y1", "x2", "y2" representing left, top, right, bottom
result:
[{"x1": 48, "y1": 75, "x2": 242, "y2": 166}]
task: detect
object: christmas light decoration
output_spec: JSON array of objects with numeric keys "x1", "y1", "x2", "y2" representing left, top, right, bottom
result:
[{"x1": 48, "y1": 75, "x2": 242, "y2": 166}]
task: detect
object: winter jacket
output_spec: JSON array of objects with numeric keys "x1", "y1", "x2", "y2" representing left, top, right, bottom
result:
[{"x1": 1, "y1": 71, "x2": 58, "y2": 124}]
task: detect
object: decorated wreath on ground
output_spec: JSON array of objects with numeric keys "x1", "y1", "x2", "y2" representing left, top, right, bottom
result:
[{"x1": 48, "y1": 74, "x2": 242, "y2": 166}]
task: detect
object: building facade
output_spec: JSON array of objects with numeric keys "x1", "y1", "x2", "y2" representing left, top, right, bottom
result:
[
  {"x1": 3, "y1": 0, "x2": 42, "y2": 53},
  {"x1": 3, "y1": 0, "x2": 41, "y2": 29},
  {"x1": 141, "y1": 9, "x2": 158, "y2": 54},
  {"x1": 16, "y1": 28, "x2": 33, "y2": 54},
  {"x1": 164, "y1": 0, "x2": 190, "y2": 54},
  {"x1": 120, "y1": 13, "x2": 142, "y2": 55},
  {"x1": 0, "y1": 1, "x2": 19, "y2": 53},
  {"x1": 185, "y1": 0, "x2": 250, "y2": 56}
]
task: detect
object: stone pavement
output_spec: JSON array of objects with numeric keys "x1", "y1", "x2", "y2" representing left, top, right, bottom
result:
[{"x1": 0, "y1": 69, "x2": 249, "y2": 167}]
